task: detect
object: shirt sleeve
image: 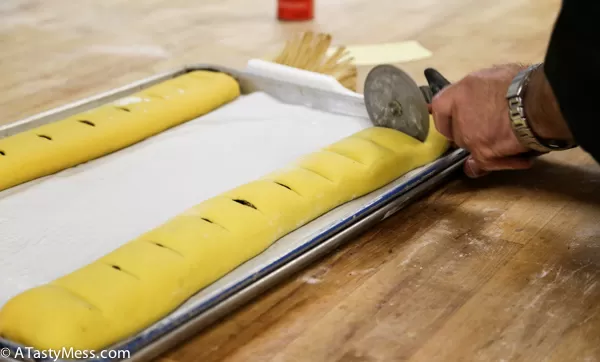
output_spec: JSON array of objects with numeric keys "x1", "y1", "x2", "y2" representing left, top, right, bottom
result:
[{"x1": 543, "y1": 0, "x2": 600, "y2": 163}]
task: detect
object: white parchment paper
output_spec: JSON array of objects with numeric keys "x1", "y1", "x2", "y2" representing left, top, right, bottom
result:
[{"x1": 0, "y1": 92, "x2": 373, "y2": 308}]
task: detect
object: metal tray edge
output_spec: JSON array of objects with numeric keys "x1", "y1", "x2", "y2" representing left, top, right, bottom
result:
[
  {"x1": 0, "y1": 63, "x2": 469, "y2": 362},
  {"x1": 127, "y1": 151, "x2": 468, "y2": 362},
  {"x1": 0, "y1": 151, "x2": 467, "y2": 362}
]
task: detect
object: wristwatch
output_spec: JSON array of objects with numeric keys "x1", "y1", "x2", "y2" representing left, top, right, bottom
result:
[{"x1": 506, "y1": 63, "x2": 576, "y2": 153}]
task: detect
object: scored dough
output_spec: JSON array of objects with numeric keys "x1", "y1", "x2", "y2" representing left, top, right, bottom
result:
[
  {"x1": 0, "y1": 113, "x2": 449, "y2": 351},
  {"x1": 0, "y1": 71, "x2": 240, "y2": 193}
]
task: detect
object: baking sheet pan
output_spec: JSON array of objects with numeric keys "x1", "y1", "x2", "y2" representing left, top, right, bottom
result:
[{"x1": 0, "y1": 64, "x2": 468, "y2": 362}]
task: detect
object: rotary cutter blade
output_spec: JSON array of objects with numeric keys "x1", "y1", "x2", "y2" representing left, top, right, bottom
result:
[{"x1": 364, "y1": 64, "x2": 431, "y2": 142}]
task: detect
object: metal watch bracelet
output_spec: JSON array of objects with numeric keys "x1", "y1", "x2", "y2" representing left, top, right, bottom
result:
[{"x1": 506, "y1": 63, "x2": 576, "y2": 153}]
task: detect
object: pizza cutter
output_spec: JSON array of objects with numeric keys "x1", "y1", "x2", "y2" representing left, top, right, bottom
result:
[
  {"x1": 363, "y1": 64, "x2": 450, "y2": 142},
  {"x1": 363, "y1": 65, "x2": 544, "y2": 161}
]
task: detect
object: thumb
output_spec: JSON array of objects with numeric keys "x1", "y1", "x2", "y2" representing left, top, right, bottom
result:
[{"x1": 430, "y1": 87, "x2": 455, "y2": 141}]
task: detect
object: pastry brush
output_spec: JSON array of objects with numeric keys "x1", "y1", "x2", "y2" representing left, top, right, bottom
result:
[{"x1": 271, "y1": 31, "x2": 358, "y2": 92}]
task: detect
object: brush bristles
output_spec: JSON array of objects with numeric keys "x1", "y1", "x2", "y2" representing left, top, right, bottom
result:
[{"x1": 272, "y1": 31, "x2": 357, "y2": 92}]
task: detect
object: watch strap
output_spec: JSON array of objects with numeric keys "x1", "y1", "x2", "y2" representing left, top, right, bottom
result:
[{"x1": 506, "y1": 63, "x2": 577, "y2": 153}]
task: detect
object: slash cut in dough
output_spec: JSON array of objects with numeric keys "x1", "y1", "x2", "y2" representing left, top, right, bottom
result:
[{"x1": 0, "y1": 70, "x2": 240, "y2": 192}]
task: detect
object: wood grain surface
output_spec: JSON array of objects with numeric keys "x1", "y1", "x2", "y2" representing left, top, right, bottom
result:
[{"x1": 3, "y1": 0, "x2": 600, "y2": 361}]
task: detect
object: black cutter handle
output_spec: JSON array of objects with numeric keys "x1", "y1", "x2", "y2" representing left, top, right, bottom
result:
[
  {"x1": 422, "y1": 68, "x2": 545, "y2": 159},
  {"x1": 424, "y1": 68, "x2": 451, "y2": 96}
]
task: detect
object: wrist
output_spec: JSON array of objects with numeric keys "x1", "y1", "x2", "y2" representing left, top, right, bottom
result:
[
  {"x1": 523, "y1": 64, "x2": 574, "y2": 142},
  {"x1": 506, "y1": 63, "x2": 577, "y2": 152}
]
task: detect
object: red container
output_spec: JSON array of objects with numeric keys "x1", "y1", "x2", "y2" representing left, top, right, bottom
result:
[{"x1": 278, "y1": 0, "x2": 313, "y2": 21}]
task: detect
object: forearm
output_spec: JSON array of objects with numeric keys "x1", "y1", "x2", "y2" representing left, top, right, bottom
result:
[
  {"x1": 523, "y1": 64, "x2": 574, "y2": 142},
  {"x1": 540, "y1": 0, "x2": 600, "y2": 162}
]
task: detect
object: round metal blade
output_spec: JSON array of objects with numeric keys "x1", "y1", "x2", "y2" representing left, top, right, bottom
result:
[{"x1": 364, "y1": 64, "x2": 430, "y2": 142}]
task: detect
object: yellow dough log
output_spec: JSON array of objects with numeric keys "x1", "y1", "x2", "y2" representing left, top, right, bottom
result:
[
  {"x1": 0, "y1": 116, "x2": 449, "y2": 351},
  {"x1": 0, "y1": 71, "x2": 240, "y2": 192}
]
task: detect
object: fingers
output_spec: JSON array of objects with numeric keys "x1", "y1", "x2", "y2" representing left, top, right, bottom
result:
[
  {"x1": 463, "y1": 155, "x2": 534, "y2": 178},
  {"x1": 464, "y1": 157, "x2": 490, "y2": 178},
  {"x1": 428, "y1": 67, "x2": 536, "y2": 179},
  {"x1": 430, "y1": 87, "x2": 455, "y2": 141}
]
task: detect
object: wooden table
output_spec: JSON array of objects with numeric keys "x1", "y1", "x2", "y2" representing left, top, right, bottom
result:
[{"x1": 3, "y1": 0, "x2": 600, "y2": 361}]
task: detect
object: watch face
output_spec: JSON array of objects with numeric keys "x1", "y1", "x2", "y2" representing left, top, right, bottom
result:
[{"x1": 506, "y1": 69, "x2": 529, "y2": 98}]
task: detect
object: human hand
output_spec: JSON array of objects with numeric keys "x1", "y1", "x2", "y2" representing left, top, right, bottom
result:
[{"x1": 430, "y1": 64, "x2": 533, "y2": 178}]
